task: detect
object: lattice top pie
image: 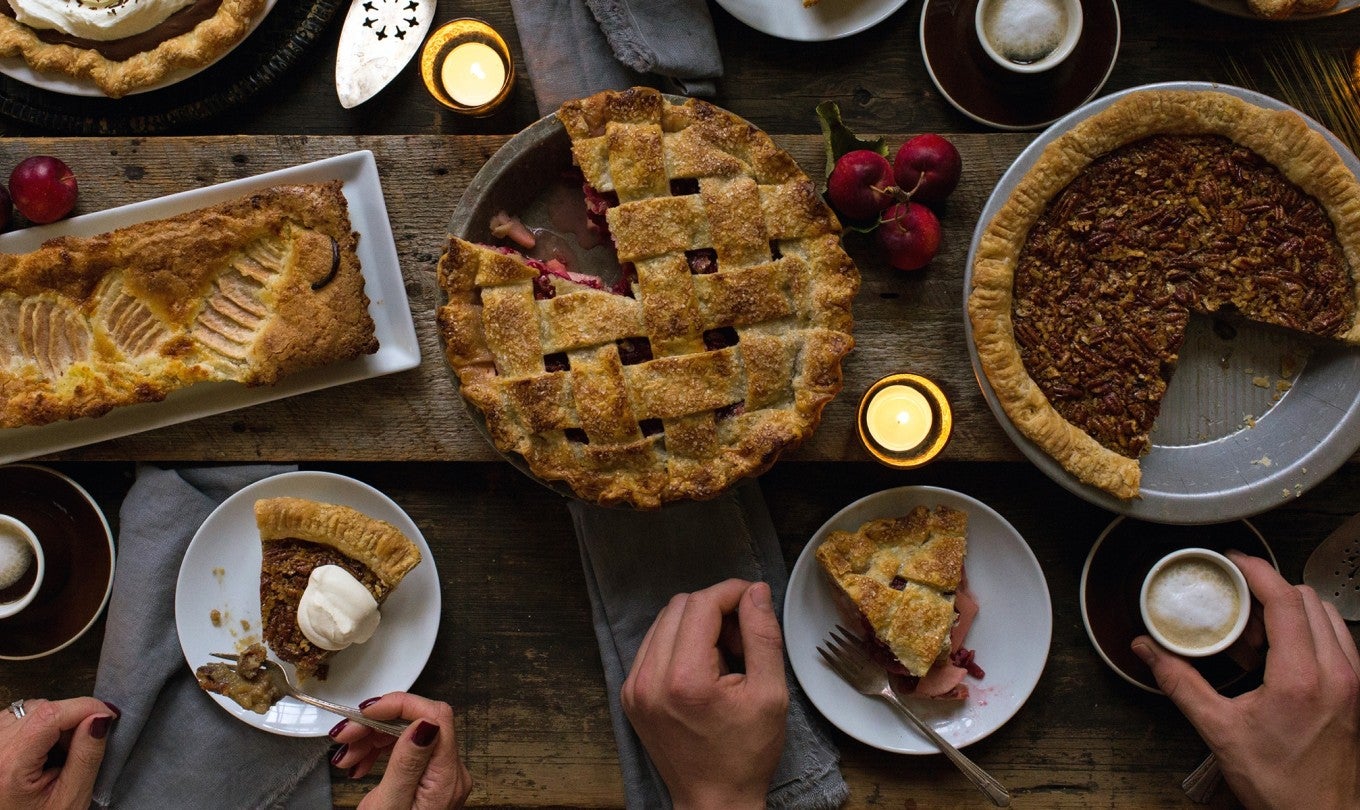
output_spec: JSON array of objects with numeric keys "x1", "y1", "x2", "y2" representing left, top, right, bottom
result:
[
  {"x1": 969, "y1": 90, "x2": 1360, "y2": 499},
  {"x1": 438, "y1": 88, "x2": 858, "y2": 509}
]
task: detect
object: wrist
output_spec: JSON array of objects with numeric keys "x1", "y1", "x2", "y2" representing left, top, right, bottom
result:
[{"x1": 671, "y1": 784, "x2": 766, "y2": 810}]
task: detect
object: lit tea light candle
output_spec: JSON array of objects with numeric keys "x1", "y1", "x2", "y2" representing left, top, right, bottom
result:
[
  {"x1": 857, "y1": 374, "x2": 952, "y2": 468},
  {"x1": 441, "y1": 41, "x2": 506, "y2": 108},
  {"x1": 420, "y1": 18, "x2": 514, "y2": 115}
]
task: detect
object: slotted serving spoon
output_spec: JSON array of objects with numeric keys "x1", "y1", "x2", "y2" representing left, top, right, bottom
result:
[{"x1": 1303, "y1": 512, "x2": 1360, "y2": 621}]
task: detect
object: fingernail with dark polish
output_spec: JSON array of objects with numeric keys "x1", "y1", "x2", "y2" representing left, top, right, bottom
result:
[
  {"x1": 90, "y1": 715, "x2": 111, "y2": 740},
  {"x1": 328, "y1": 719, "x2": 348, "y2": 738},
  {"x1": 330, "y1": 744, "x2": 348, "y2": 767},
  {"x1": 102, "y1": 701, "x2": 121, "y2": 718},
  {"x1": 412, "y1": 720, "x2": 439, "y2": 747},
  {"x1": 358, "y1": 696, "x2": 381, "y2": 710}
]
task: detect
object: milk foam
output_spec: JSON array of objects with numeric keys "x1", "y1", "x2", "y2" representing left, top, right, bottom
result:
[{"x1": 1146, "y1": 559, "x2": 1241, "y2": 650}]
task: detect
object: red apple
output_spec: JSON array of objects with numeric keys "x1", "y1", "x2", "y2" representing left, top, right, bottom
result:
[
  {"x1": 10, "y1": 156, "x2": 78, "y2": 225},
  {"x1": 827, "y1": 149, "x2": 896, "y2": 221},
  {"x1": 878, "y1": 202, "x2": 941, "y2": 271},
  {"x1": 893, "y1": 134, "x2": 961, "y2": 206}
]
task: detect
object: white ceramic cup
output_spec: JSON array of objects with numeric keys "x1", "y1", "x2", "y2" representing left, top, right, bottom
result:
[
  {"x1": 0, "y1": 514, "x2": 43, "y2": 619},
  {"x1": 975, "y1": 0, "x2": 1084, "y2": 75},
  {"x1": 1140, "y1": 548, "x2": 1250, "y2": 658}
]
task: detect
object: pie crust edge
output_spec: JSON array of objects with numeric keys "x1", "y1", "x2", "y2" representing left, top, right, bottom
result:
[
  {"x1": 254, "y1": 496, "x2": 422, "y2": 588},
  {"x1": 967, "y1": 89, "x2": 1360, "y2": 500}
]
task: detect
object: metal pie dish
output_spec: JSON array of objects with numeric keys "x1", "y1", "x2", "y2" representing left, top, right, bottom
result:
[{"x1": 964, "y1": 81, "x2": 1360, "y2": 524}]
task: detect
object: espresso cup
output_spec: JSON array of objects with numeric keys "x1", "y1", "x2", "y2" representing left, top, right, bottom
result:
[
  {"x1": 0, "y1": 514, "x2": 43, "y2": 620},
  {"x1": 975, "y1": 0, "x2": 1083, "y2": 75},
  {"x1": 1140, "y1": 548, "x2": 1250, "y2": 657}
]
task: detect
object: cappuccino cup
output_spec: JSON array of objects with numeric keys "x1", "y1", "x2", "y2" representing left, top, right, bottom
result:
[
  {"x1": 1140, "y1": 548, "x2": 1249, "y2": 657},
  {"x1": 0, "y1": 514, "x2": 43, "y2": 620}
]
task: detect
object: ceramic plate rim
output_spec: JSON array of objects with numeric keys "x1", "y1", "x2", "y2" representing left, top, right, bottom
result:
[
  {"x1": 785, "y1": 485, "x2": 1052, "y2": 754},
  {"x1": 0, "y1": 150, "x2": 420, "y2": 465},
  {"x1": 0, "y1": 463, "x2": 114, "y2": 661},
  {"x1": 962, "y1": 80, "x2": 1360, "y2": 523},
  {"x1": 0, "y1": 0, "x2": 279, "y2": 98},
  {"x1": 174, "y1": 470, "x2": 440, "y2": 737},
  {"x1": 714, "y1": 0, "x2": 909, "y2": 42}
]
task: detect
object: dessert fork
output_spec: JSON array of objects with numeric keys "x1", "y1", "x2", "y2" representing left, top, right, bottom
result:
[
  {"x1": 816, "y1": 625, "x2": 1011, "y2": 807},
  {"x1": 210, "y1": 652, "x2": 410, "y2": 737}
]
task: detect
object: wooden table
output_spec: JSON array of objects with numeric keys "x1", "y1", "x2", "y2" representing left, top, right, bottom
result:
[{"x1": 1, "y1": 1, "x2": 1359, "y2": 807}]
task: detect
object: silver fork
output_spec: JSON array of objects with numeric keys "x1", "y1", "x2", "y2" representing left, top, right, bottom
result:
[
  {"x1": 817, "y1": 625, "x2": 1011, "y2": 807},
  {"x1": 210, "y1": 652, "x2": 409, "y2": 737}
]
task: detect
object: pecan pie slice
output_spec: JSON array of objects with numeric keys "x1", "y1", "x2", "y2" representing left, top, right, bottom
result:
[
  {"x1": 969, "y1": 90, "x2": 1360, "y2": 499},
  {"x1": 257, "y1": 497, "x2": 421, "y2": 681},
  {"x1": 437, "y1": 87, "x2": 858, "y2": 509},
  {"x1": 0, "y1": 0, "x2": 268, "y2": 97},
  {"x1": 0, "y1": 182, "x2": 376, "y2": 429}
]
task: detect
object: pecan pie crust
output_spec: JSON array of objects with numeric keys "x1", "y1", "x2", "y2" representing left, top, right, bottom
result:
[
  {"x1": 0, "y1": 0, "x2": 266, "y2": 97},
  {"x1": 969, "y1": 90, "x2": 1360, "y2": 499}
]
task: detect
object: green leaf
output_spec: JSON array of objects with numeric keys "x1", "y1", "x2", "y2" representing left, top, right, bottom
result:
[{"x1": 815, "y1": 101, "x2": 888, "y2": 183}]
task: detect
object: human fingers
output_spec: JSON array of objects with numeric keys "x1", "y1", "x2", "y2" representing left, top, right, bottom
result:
[
  {"x1": 1227, "y1": 552, "x2": 1317, "y2": 686},
  {"x1": 1306, "y1": 591, "x2": 1360, "y2": 678},
  {"x1": 632, "y1": 593, "x2": 689, "y2": 685},
  {"x1": 1319, "y1": 599, "x2": 1360, "y2": 676},
  {"x1": 735, "y1": 582, "x2": 787, "y2": 691},
  {"x1": 360, "y1": 720, "x2": 440, "y2": 809},
  {"x1": 48, "y1": 711, "x2": 115, "y2": 810},
  {"x1": 670, "y1": 579, "x2": 751, "y2": 676},
  {"x1": 1132, "y1": 636, "x2": 1228, "y2": 733}
]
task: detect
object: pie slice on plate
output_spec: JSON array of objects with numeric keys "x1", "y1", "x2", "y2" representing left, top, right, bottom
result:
[
  {"x1": 256, "y1": 497, "x2": 421, "y2": 681},
  {"x1": 969, "y1": 89, "x2": 1360, "y2": 499}
]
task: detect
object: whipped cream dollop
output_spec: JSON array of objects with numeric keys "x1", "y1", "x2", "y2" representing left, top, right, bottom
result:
[
  {"x1": 0, "y1": 527, "x2": 32, "y2": 591},
  {"x1": 296, "y1": 565, "x2": 381, "y2": 652},
  {"x1": 10, "y1": 0, "x2": 197, "y2": 42}
]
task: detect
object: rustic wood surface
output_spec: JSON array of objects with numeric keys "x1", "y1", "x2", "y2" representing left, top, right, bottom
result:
[{"x1": 0, "y1": 0, "x2": 1358, "y2": 807}]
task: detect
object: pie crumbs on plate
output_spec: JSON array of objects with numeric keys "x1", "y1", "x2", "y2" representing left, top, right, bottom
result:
[{"x1": 968, "y1": 89, "x2": 1360, "y2": 499}]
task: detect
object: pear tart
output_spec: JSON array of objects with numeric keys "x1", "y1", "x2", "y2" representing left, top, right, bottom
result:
[
  {"x1": 437, "y1": 87, "x2": 859, "y2": 509},
  {"x1": 256, "y1": 497, "x2": 420, "y2": 681},
  {"x1": 970, "y1": 90, "x2": 1360, "y2": 499},
  {"x1": 815, "y1": 505, "x2": 968, "y2": 681},
  {"x1": 0, "y1": 182, "x2": 377, "y2": 430},
  {"x1": 0, "y1": 0, "x2": 268, "y2": 97}
]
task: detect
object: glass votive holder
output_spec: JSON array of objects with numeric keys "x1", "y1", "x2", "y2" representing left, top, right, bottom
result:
[
  {"x1": 857, "y1": 373, "x2": 952, "y2": 469},
  {"x1": 420, "y1": 18, "x2": 514, "y2": 116}
]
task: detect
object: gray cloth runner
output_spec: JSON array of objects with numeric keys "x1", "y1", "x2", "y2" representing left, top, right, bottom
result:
[
  {"x1": 92, "y1": 464, "x2": 330, "y2": 810},
  {"x1": 572, "y1": 479, "x2": 849, "y2": 809},
  {"x1": 508, "y1": 0, "x2": 723, "y2": 114}
]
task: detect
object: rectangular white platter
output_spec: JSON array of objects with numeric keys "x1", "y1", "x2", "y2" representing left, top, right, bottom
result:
[{"x1": 0, "y1": 149, "x2": 421, "y2": 464}]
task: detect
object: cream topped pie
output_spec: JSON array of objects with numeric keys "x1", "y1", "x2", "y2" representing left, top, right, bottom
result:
[
  {"x1": 0, "y1": 182, "x2": 377, "y2": 429},
  {"x1": 257, "y1": 497, "x2": 421, "y2": 681},
  {"x1": 0, "y1": 0, "x2": 267, "y2": 97},
  {"x1": 437, "y1": 87, "x2": 859, "y2": 509},
  {"x1": 969, "y1": 90, "x2": 1360, "y2": 499},
  {"x1": 815, "y1": 505, "x2": 980, "y2": 699}
]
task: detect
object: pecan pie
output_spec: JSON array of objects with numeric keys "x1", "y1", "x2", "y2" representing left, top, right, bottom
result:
[
  {"x1": 970, "y1": 90, "x2": 1360, "y2": 499},
  {"x1": 0, "y1": 0, "x2": 267, "y2": 97},
  {"x1": 0, "y1": 182, "x2": 376, "y2": 429},
  {"x1": 437, "y1": 87, "x2": 858, "y2": 509},
  {"x1": 257, "y1": 497, "x2": 421, "y2": 681},
  {"x1": 816, "y1": 505, "x2": 980, "y2": 699}
]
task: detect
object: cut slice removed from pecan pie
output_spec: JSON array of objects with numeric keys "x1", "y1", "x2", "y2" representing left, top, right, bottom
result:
[
  {"x1": 437, "y1": 87, "x2": 858, "y2": 509},
  {"x1": 969, "y1": 89, "x2": 1360, "y2": 499}
]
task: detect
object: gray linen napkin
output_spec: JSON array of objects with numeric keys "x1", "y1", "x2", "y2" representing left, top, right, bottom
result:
[
  {"x1": 508, "y1": 0, "x2": 723, "y2": 114},
  {"x1": 92, "y1": 464, "x2": 331, "y2": 810},
  {"x1": 572, "y1": 479, "x2": 850, "y2": 809}
]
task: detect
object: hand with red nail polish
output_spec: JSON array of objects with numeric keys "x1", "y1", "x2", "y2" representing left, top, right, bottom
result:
[
  {"x1": 330, "y1": 692, "x2": 471, "y2": 809},
  {"x1": 0, "y1": 696, "x2": 118, "y2": 810},
  {"x1": 1131, "y1": 552, "x2": 1360, "y2": 810}
]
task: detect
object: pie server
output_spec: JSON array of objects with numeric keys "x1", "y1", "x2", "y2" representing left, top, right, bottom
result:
[
  {"x1": 1302, "y1": 511, "x2": 1360, "y2": 621},
  {"x1": 335, "y1": 0, "x2": 435, "y2": 109}
]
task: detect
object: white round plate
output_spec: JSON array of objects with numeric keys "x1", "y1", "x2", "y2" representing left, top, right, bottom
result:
[
  {"x1": 963, "y1": 81, "x2": 1360, "y2": 524},
  {"x1": 714, "y1": 0, "x2": 908, "y2": 41},
  {"x1": 0, "y1": 0, "x2": 277, "y2": 98},
  {"x1": 175, "y1": 471, "x2": 440, "y2": 737},
  {"x1": 785, "y1": 486, "x2": 1051, "y2": 754}
]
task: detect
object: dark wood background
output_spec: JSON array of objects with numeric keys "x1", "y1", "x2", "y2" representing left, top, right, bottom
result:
[{"x1": 0, "y1": 0, "x2": 1358, "y2": 806}]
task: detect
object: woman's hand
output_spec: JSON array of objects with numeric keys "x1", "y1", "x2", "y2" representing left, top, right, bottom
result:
[
  {"x1": 329, "y1": 693, "x2": 472, "y2": 810},
  {"x1": 621, "y1": 579, "x2": 790, "y2": 810},
  {"x1": 1133, "y1": 551, "x2": 1360, "y2": 810},
  {"x1": 0, "y1": 696, "x2": 118, "y2": 810}
]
